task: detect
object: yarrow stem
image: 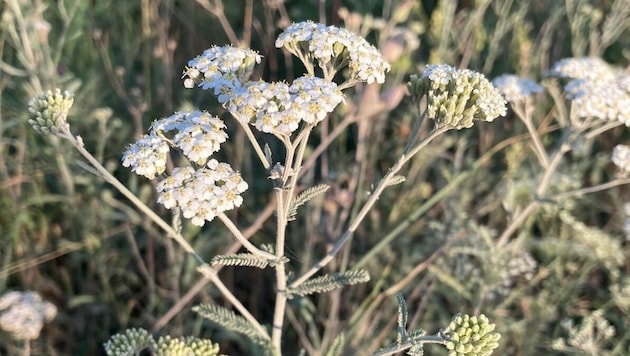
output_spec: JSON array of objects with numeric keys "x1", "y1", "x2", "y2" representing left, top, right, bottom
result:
[
  {"x1": 270, "y1": 122, "x2": 318, "y2": 350},
  {"x1": 372, "y1": 334, "x2": 447, "y2": 356},
  {"x1": 217, "y1": 213, "x2": 276, "y2": 260},
  {"x1": 69, "y1": 132, "x2": 204, "y2": 264},
  {"x1": 197, "y1": 265, "x2": 270, "y2": 341},
  {"x1": 290, "y1": 126, "x2": 450, "y2": 289}
]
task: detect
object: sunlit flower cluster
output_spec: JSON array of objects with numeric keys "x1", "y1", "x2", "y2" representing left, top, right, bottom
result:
[
  {"x1": 156, "y1": 160, "x2": 248, "y2": 226},
  {"x1": 227, "y1": 76, "x2": 344, "y2": 135},
  {"x1": 104, "y1": 328, "x2": 220, "y2": 356},
  {"x1": 0, "y1": 291, "x2": 57, "y2": 340},
  {"x1": 182, "y1": 46, "x2": 262, "y2": 103},
  {"x1": 564, "y1": 77, "x2": 630, "y2": 125},
  {"x1": 408, "y1": 64, "x2": 507, "y2": 129},
  {"x1": 156, "y1": 335, "x2": 221, "y2": 356},
  {"x1": 548, "y1": 57, "x2": 630, "y2": 124},
  {"x1": 275, "y1": 21, "x2": 390, "y2": 84},
  {"x1": 122, "y1": 110, "x2": 228, "y2": 179},
  {"x1": 444, "y1": 314, "x2": 501, "y2": 356},
  {"x1": 27, "y1": 88, "x2": 74, "y2": 135},
  {"x1": 492, "y1": 74, "x2": 543, "y2": 103},
  {"x1": 122, "y1": 111, "x2": 246, "y2": 224},
  {"x1": 548, "y1": 57, "x2": 616, "y2": 81},
  {"x1": 104, "y1": 328, "x2": 156, "y2": 356}
]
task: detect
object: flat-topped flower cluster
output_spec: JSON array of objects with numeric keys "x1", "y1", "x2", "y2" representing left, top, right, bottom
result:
[
  {"x1": 122, "y1": 21, "x2": 390, "y2": 226},
  {"x1": 409, "y1": 64, "x2": 507, "y2": 129},
  {"x1": 548, "y1": 57, "x2": 630, "y2": 125}
]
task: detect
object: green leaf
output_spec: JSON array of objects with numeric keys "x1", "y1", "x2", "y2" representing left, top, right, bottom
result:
[
  {"x1": 193, "y1": 304, "x2": 270, "y2": 347},
  {"x1": 211, "y1": 253, "x2": 286, "y2": 269},
  {"x1": 325, "y1": 333, "x2": 345, "y2": 356},
  {"x1": 288, "y1": 184, "x2": 330, "y2": 221},
  {"x1": 286, "y1": 269, "x2": 370, "y2": 298},
  {"x1": 396, "y1": 293, "x2": 409, "y2": 344}
]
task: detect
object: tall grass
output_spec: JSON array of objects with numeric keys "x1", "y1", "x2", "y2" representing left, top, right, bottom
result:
[{"x1": 1, "y1": 0, "x2": 630, "y2": 355}]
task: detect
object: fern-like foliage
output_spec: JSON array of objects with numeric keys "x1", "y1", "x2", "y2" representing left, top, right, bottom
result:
[
  {"x1": 286, "y1": 269, "x2": 370, "y2": 298},
  {"x1": 397, "y1": 293, "x2": 409, "y2": 344},
  {"x1": 211, "y1": 253, "x2": 287, "y2": 269},
  {"x1": 368, "y1": 174, "x2": 406, "y2": 195},
  {"x1": 325, "y1": 333, "x2": 345, "y2": 356},
  {"x1": 287, "y1": 184, "x2": 330, "y2": 221},
  {"x1": 193, "y1": 304, "x2": 271, "y2": 347}
]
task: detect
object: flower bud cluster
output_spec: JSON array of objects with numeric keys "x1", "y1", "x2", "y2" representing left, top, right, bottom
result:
[
  {"x1": 0, "y1": 291, "x2": 57, "y2": 340},
  {"x1": 27, "y1": 89, "x2": 74, "y2": 135},
  {"x1": 492, "y1": 74, "x2": 543, "y2": 103},
  {"x1": 444, "y1": 314, "x2": 501, "y2": 356},
  {"x1": 227, "y1": 76, "x2": 344, "y2": 136},
  {"x1": 548, "y1": 57, "x2": 630, "y2": 125},
  {"x1": 156, "y1": 336, "x2": 221, "y2": 356},
  {"x1": 275, "y1": 21, "x2": 390, "y2": 84},
  {"x1": 408, "y1": 64, "x2": 507, "y2": 129},
  {"x1": 103, "y1": 328, "x2": 156, "y2": 356},
  {"x1": 182, "y1": 46, "x2": 262, "y2": 103}
]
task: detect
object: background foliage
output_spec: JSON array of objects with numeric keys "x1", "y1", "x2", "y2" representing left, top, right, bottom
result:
[{"x1": 1, "y1": 0, "x2": 630, "y2": 354}]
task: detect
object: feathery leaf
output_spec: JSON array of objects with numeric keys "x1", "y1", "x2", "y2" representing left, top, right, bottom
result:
[
  {"x1": 288, "y1": 184, "x2": 330, "y2": 221},
  {"x1": 211, "y1": 253, "x2": 286, "y2": 269},
  {"x1": 193, "y1": 304, "x2": 270, "y2": 346},
  {"x1": 286, "y1": 269, "x2": 370, "y2": 298}
]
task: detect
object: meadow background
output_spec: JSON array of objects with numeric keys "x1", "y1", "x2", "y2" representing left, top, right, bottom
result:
[{"x1": 1, "y1": 0, "x2": 630, "y2": 354}]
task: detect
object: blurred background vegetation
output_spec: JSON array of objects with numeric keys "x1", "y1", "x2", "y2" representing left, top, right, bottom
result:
[{"x1": 1, "y1": 0, "x2": 630, "y2": 354}]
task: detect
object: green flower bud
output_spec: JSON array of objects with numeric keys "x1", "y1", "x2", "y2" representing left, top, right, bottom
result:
[
  {"x1": 103, "y1": 328, "x2": 156, "y2": 356},
  {"x1": 410, "y1": 65, "x2": 506, "y2": 129},
  {"x1": 28, "y1": 89, "x2": 74, "y2": 135},
  {"x1": 156, "y1": 335, "x2": 221, "y2": 356},
  {"x1": 444, "y1": 314, "x2": 501, "y2": 356}
]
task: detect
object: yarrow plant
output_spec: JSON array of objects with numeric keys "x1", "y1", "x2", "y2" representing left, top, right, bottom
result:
[
  {"x1": 0, "y1": 291, "x2": 57, "y2": 341},
  {"x1": 408, "y1": 64, "x2": 506, "y2": 129},
  {"x1": 491, "y1": 74, "x2": 543, "y2": 103},
  {"x1": 548, "y1": 56, "x2": 630, "y2": 126},
  {"x1": 26, "y1": 20, "x2": 513, "y2": 356}
]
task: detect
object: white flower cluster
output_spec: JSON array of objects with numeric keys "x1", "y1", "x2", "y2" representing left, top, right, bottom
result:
[
  {"x1": 549, "y1": 57, "x2": 630, "y2": 124},
  {"x1": 275, "y1": 21, "x2": 390, "y2": 84},
  {"x1": 122, "y1": 111, "x2": 246, "y2": 224},
  {"x1": 549, "y1": 57, "x2": 616, "y2": 81},
  {"x1": 227, "y1": 76, "x2": 344, "y2": 135},
  {"x1": 156, "y1": 160, "x2": 248, "y2": 226},
  {"x1": 492, "y1": 74, "x2": 543, "y2": 103},
  {"x1": 182, "y1": 46, "x2": 262, "y2": 103},
  {"x1": 0, "y1": 291, "x2": 57, "y2": 340},
  {"x1": 564, "y1": 77, "x2": 630, "y2": 125},
  {"x1": 122, "y1": 110, "x2": 228, "y2": 179},
  {"x1": 611, "y1": 144, "x2": 630, "y2": 174},
  {"x1": 417, "y1": 64, "x2": 507, "y2": 129},
  {"x1": 490, "y1": 252, "x2": 537, "y2": 299}
]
